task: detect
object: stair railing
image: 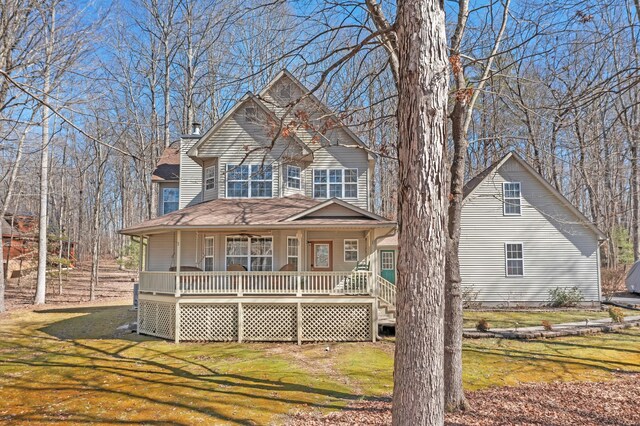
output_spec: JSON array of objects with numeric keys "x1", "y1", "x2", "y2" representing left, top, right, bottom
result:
[{"x1": 376, "y1": 275, "x2": 396, "y2": 308}]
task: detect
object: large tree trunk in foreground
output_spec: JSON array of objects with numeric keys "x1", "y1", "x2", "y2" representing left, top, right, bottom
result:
[{"x1": 392, "y1": 0, "x2": 449, "y2": 424}]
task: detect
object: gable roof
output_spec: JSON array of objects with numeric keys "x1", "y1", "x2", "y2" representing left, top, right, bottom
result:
[
  {"x1": 152, "y1": 145, "x2": 180, "y2": 182},
  {"x1": 283, "y1": 197, "x2": 389, "y2": 222},
  {"x1": 186, "y1": 91, "x2": 311, "y2": 158},
  {"x1": 120, "y1": 196, "x2": 395, "y2": 235},
  {"x1": 257, "y1": 70, "x2": 373, "y2": 158},
  {"x1": 464, "y1": 152, "x2": 606, "y2": 240}
]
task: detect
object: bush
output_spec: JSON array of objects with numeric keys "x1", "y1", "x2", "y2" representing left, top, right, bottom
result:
[
  {"x1": 608, "y1": 307, "x2": 625, "y2": 323},
  {"x1": 462, "y1": 286, "x2": 480, "y2": 309},
  {"x1": 541, "y1": 320, "x2": 553, "y2": 331},
  {"x1": 548, "y1": 286, "x2": 584, "y2": 307},
  {"x1": 476, "y1": 318, "x2": 490, "y2": 332}
]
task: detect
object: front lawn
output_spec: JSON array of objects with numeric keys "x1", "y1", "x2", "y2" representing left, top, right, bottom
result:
[
  {"x1": 463, "y1": 308, "x2": 638, "y2": 329},
  {"x1": 0, "y1": 303, "x2": 638, "y2": 424}
]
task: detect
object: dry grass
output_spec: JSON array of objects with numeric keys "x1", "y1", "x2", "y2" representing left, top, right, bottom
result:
[{"x1": 1, "y1": 302, "x2": 639, "y2": 425}]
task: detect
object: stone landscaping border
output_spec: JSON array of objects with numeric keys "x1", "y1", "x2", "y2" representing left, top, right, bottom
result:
[{"x1": 463, "y1": 319, "x2": 640, "y2": 339}]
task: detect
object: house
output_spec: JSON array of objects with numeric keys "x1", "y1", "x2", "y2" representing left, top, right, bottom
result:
[
  {"x1": 120, "y1": 70, "x2": 398, "y2": 343},
  {"x1": 459, "y1": 152, "x2": 605, "y2": 306}
]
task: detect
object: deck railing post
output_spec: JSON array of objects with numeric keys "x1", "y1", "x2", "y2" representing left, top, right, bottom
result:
[
  {"x1": 175, "y1": 230, "x2": 181, "y2": 297},
  {"x1": 296, "y1": 273, "x2": 302, "y2": 297},
  {"x1": 297, "y1": 302, "x2": 302, "y2": 345},
  {"x1": 238, "y1": 273, "x2": 243, "y2": 296},
  {"x1": 174, "y1": 301, "x2": 181, "y2": 344},
  {"x1": 238, "y1": 302, "x2": 244, "y2": 343}
]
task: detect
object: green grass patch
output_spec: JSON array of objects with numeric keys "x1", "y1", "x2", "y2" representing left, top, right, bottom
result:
[
  {"x1": 463, "y1": 309, "x2": 639, "y2": 329},
  {"x1": 0, "y1": 303, "x2": 638, "y2": 424}
]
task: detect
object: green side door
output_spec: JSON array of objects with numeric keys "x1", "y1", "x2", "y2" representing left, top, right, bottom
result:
[{"x1": 380, "y1": 250, "x2": 396, "y2": 284}]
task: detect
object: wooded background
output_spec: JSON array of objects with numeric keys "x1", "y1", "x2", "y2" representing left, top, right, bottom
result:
[{"x1": 1, "y1": 0, "x2": 639, "y2": 289}]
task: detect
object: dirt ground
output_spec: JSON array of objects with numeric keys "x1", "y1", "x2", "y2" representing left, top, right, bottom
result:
[
  {"x1": 3, "y1": 258, "x2": 135, "y2": 312},
  {"x1": 288, "y1": 373, "x2": 640, "y2": 425}
]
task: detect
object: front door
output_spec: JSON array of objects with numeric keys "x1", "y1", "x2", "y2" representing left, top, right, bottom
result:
[
  {"x1": 380, "y1": 250, "x2": 396, "y2": 284},
  {"x1": 310, "y1": 241, "x2": 333, "y2": 271}
]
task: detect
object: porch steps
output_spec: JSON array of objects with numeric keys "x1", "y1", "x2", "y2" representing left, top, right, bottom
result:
[{"x1": 377, "y1": 300, "x2": 396, "y2": 326}]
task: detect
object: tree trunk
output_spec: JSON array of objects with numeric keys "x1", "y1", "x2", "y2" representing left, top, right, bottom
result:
[
  {"x1": 444, "y1": 98, "x2": 469, "y2": 412},
  {"x1": 392, "y1": 0, "x2": 449, "y2": 424}
]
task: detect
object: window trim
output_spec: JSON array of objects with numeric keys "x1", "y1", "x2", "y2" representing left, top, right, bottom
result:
[
  {"x1": 344, "y1": 239, "x2": 359, "y2": 263},
  {"x1": 503, "y1": 182, "x2": 522, "y2": 216},
  {"x1": 203, "y1": 236, "x2": 215, "y2": 271},
  {"x1": 224, "y1": 235, "x2": 273, "y2": 271},
  {"x1": 225, "y1": 164, "x2": 273, "y2": 198},
  {"x1": 313, "y1": 168, "x2": 358, "y2": 199},
  {"x1": 162, "y1": 187, "x2": 179, "y2": 215},
  {"x1": 287, "y1": 236, "x2": 299, "y2": 270},
  {"x1": 204, "y1": 165, "x2": 216, "y2": 191},
  {"x1": 286, "y1": 165, "x2": 301, "y2": 190},
  {"x1": 504, "y1": 242, "x2": 524, "y2": 277}
]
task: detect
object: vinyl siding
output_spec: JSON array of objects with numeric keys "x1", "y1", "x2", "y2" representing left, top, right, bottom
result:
[
  {"x1": 145, "y1": 230, "x2": 369, "y2": 272},
  {"x1": 179, "y1": 137, "x2": 202, "y2": 208},
  {"x1": 460, "y1": 157, "x2": 600, "y2": 304}
]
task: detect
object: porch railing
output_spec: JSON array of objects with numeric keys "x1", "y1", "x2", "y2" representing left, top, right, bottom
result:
[
  {"x1": 376, "y1": 275, "x2": 396, "y2": 307},
  {"x1": 139, "y1": 270, "x2": 373, "y2": 296}
]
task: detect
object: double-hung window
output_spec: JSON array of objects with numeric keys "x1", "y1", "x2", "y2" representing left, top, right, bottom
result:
[
  {"x1": 287, "y1": 237, "x2": 299, "y2": 270},
  {"x1": 344, "y1": 239, "x2": 359, "y2": 262},
  {"x1": 226, "y1": 164, "x2": 272, "y2": 198},
  {"x1": 162, "y1": 187, "x2": 179, "y2": 215},
  {"x1": 204, "y1": 165, "x2": 216, "y2": 191},
  {"x1": 503, "y1": 182, "x2": 521, "y2": 215},
  {"x1": 505, "y1": 243, "x2": 524, "y2": 277},
  {"x1": 225, "y1": 236, "x2": 273, "y2": 271},
  {"x1": 203, "y1": 236, "x2": 215, "y2": 271},
  {"x1": 313, "y1": 169, "x2": 358, "y2": 199},
  {"x1": 286, "y1": 165, "x2": 301, "y2": 190}
]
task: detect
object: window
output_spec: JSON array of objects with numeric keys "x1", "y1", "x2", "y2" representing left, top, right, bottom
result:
[
  {"x1": 287, "y1": 237, "x2": 299, "y2": 270},
  {"x1": 503, "y1": 182, "x2": 521, "y2": 215},
  {"x1": 313, "y1": 169, "x2": 358, "y2": 199},
  {"x1": 505, "y1": 243, "x2": 524, "y2": 277},
  {"x1": 225, "y1": 236, "x2": 273, "y2": 271},
  {"x1": 286, "y1": 165, "x2": 301, "y2": 190},
  {"x1": 162, "y1": 187, "x2": 179, "y2": 215},
  {"x1": 344, "y1": 239, "x2": 359, "y2": 262},
  {"x1": 245, "y1": 106, "x2": 258, "y2": 123},
  {"x1": 204, "y1": 165, "x2": 216, "y2": 191},
  {"x1": 226, "y1": 164, "x2": 272, "y2": 198},
  {"x1": 203, "y1": 236, "x2": 214, "y2": 271}
]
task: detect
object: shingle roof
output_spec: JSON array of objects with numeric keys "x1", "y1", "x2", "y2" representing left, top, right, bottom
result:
[
  {"x1": 120, "y1": 196, "x2": 395, "y2": 235},
  {"x1": 462, "y1": 156, "x2": 505, "y2": 199},
  {"x1": 152, "y1": 146, "x2": 180, "y2": 182}
]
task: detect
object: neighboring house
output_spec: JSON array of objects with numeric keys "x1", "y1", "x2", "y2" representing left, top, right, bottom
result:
[
  {"x1": 459, "y1": 152, "x2": 605, "y2": 305},
  {"x1": 121, "y1": 70, "x2": 398, "y2": 343}
]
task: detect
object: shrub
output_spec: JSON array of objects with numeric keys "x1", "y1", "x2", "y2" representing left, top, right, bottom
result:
[
  {"x1": 541, "y1": 320, "x2": 553, "y2": 331},
  {"x1": 476, "y1": 318, "x2": 490, "y2": 332},
  {"x1": 608, "y1": 307, "x2": 625, "y2": 323},
  {"x1": 462, "y1": 286, "x2": 480, "y2": 309},
  {"x1": 548, "y1": 286, "x2": 584, "y2": 307}
]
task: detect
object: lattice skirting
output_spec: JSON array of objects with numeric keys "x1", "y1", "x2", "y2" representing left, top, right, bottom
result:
[
  {"x1": 180, "y1": 304, "x2": 238, "y2": 341},
  {"x1": 301, "y1": 304, "x2": 371, "y2": 342},
  {"x1": 138, "y1": 300, "x2": 175, "y2": 339},
  {"x1": 138, "y1": 300, "x2": 372, "y2": 342},
  {"x1": 244, "y1": 304, "x2": 298, "y2": 341}
]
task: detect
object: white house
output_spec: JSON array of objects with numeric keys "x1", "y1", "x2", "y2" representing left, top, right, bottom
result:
[
  {"x1": 121, "y1": 70, "x2": 604, "y2": 343},
  {"x1": 121, "y1": 70, "x2": 397, "y2": 343},
  {"x1": 459, "y1": 152, "x2": 605, "y2": 305}
]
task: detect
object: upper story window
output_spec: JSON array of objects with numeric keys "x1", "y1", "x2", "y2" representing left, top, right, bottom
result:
[
  {"x1": 286, "y1": 165, "x2": 301, "y2": 190},
  {"x1": 226, "y1": 164, "x2": 272, "y2": 198},
  {"x1": 505, "y1": 243, "x2": 524, "y2": 277},
  {"x1": 344, "y1": 239, "x2": 359, "y2": 262},
  {"x1": 313, "y1": 168, "x2": 358, "y2": 199},
  {"x1": 204, "y1": 165, "x2": 216, "y2": 191},
  {"x1": 162, "y1": 187, "x2": 179, "y2": 215},
  {"x1": 278, "y1": 83, "x2": 292, "y2": 100},
  {"x1": 503, "y1": 182, "x2": 521, "y2": 215}
]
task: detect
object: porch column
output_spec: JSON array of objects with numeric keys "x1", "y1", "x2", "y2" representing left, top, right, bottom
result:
[
  {"x1": 136, "y1": 235, "x2": 142, "y2": 335},
  {"x1": 296, "y1": 230, "x2": 303, "y2": 296},
  {"x1": 175, "y1": 230, "x2": 181, "y2": 297}
]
